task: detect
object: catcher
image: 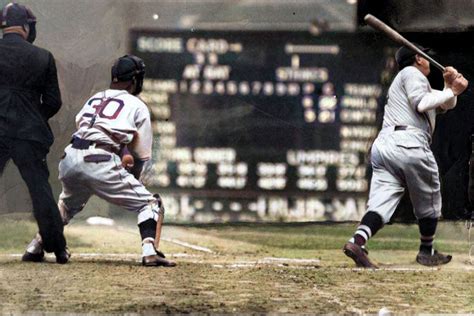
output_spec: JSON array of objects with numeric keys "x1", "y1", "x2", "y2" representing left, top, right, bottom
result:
[{"x1": 22, "y1": 55, "x2": 176, "y2": 267}]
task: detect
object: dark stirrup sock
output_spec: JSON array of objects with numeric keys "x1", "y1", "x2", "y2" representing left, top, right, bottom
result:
[
  {"x1": 350, "y1": 211, "x2": 384, "y2": 246},
  {"x1": 418, "y1": 217, "x2": 438, "y2": 254}
]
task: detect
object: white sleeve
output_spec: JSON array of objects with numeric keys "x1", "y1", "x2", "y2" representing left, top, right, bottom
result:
[
  {"x1": 129, "y1": 104, "x2": 153, "y2": 161},
  {"x1": 440, "y1": 86, "x2": 457, "y2": 110},
  {"x1": 417, "y1": 88, "x2": 456, "y2": 113}
]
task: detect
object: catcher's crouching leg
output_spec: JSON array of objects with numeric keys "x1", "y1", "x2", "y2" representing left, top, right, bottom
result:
[{"x1": 138, "y1": 195, "x2": 176, "y2": 267}]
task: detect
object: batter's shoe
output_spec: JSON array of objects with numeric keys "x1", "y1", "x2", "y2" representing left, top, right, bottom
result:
[
  {"x1": 343, "y1": 242, "x2": 378, "y2": 269},
  {"x1": 54, "y1": 248, "x2": 70, "y2": 264},
  {"x1": 21, "y1": 250, "x2": 45, "y2": 263},
  {"x1": 361, "y1": 245, "x2": 369, "y2": 255},
  {"x1": 416, "y1": 250, "x2": 452, "y2": 266},
  {"x1": 142, "y1": 254, "x2": 177, "y2": 267}
]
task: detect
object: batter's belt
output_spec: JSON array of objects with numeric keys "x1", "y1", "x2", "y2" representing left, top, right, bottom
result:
[
  {"x1": 382, "y1": 125, "x2": 432, "y2": 143},
  {"x1": 394, "y1": 125, "x2": 407, "y2": 131}
]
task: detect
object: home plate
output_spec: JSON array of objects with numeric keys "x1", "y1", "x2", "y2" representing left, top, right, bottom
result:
[{"x1": 86, "y1": 216, "x2": 115, "y2": 226}]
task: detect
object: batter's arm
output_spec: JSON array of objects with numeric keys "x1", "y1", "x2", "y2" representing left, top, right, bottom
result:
[
  {"x1": 418, "y1": 72, "x2": 468, "y2": 112},
  {"x1": 417, "y1": 89, "x2": 456, "y2": 113},
  {"x1": 403, "y1": 68, "x2": 432, "y2": 112},
  {"x1": 439, "y1": 67, "x2": 461, "y2": 111},
  {"x1": 439, "y1": 89, "x2": 457, "y2": 111}
]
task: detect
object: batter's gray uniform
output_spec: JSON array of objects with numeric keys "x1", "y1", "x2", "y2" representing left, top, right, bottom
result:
[{"x1": 368, "y1": 66, "x2": 457, "y2": 223}]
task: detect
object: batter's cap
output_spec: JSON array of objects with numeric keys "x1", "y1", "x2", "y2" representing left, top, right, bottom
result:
[
  {"x1": 0, "y1": 2, "x2": 36, "y2": 28},
  {"x1": 395, "y1": 44, "x2": 431, "y2": 66}
]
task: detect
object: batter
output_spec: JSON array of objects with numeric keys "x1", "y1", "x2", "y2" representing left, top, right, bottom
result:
[{"x1": 343, "y1": 44, "x2": 468, "y2": 268}]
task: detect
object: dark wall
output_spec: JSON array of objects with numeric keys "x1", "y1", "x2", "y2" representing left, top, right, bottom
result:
[
  {"x1": 0, "y1": 0, "x2": 129, "y2": 215},
  {"x1": 423, "y1": 33, "x2": 474, "y2": 219},
  {"x1": 357, "y1": 0, "x2": 474, "y2": 32}
]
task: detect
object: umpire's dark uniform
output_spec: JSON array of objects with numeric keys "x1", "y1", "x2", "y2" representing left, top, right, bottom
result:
[
  {"x1": 470, "y1": 134, "x2": 474, "y2": 209},
  {"x1": 0, "y1": 5, "x2": 66, "y2": 255}
]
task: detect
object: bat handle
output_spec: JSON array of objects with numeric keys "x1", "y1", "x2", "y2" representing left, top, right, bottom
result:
[{"x1": 364, "y1": 14, "x2": 446, "y2": 72}]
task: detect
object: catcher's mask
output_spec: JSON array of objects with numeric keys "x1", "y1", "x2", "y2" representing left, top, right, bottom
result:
[
  {"x1": 111, "y1": 55, "x2": 146, "y2": 95},
  {"x1": 1, "y1": 2, "x2": 37, "y2": 43}
]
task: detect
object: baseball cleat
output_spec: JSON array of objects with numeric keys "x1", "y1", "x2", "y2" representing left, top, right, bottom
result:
[
  {"x1": 156, "y1": 249, "x2": 166, "y2": 258},
  {"x1": 416, "y1": 250, "x2": 452, "y2": 266},
  {"x1": 21, "y1": 250, "x2": 45, "y2": 263},
  {"x1": 54, "y1": 248, "x2": 71, "y2": 264},
  {"x1": 343, "y1": 242, "x2": 378, "y2": 269},
  {"x1": 361, "y1": 245, "x2": 369, "y2": 255},
  {"x1": 142, "y1": 254, "x2": 177, "y2": 267}
]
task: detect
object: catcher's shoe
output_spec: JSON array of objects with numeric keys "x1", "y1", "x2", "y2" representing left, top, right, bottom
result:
[
  {"x1": 343, "y1": 242, "x2": 378, "y2": 269},
  {"x1": 156, "y1": 249, "x2": 166, "y2": 258},
  {"x1": 416, "y1": 250, "x2": 452, "y2": 266},
  {"x1": 22, "y1": 250, "x2": 45, "y2": 263},
  {"x1": 142, "y1": 254, "x2": 177, "y2": 267},
  {"x1": 54, "y1": 248, "x2": 70, "y2": 264}
]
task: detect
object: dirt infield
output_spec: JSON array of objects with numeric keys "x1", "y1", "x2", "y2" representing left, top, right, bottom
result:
[{"x1": 0, "y1": 217, "x2": 473, "y2": 314}]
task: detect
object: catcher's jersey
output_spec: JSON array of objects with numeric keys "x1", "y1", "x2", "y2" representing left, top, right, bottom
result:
[{"x1": 74, "y1": 89, "x2": 152, "y2": 160}]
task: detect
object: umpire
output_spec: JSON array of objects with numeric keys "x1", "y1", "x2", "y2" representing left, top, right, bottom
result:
[{"x1": 0, "y1": 2, "x2": 68, "y2": 263}]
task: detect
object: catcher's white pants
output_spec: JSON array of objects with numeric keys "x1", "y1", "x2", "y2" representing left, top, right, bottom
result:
[{"x1": 58, "y1": 144, "x2": 157, "y2": 224}]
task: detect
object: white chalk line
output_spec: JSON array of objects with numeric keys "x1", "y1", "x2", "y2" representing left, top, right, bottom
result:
[
  {"x1": 212, "y1": 257, "x2": 321, "y2": 269},
  {"x1": 111, "y1": 226, "x2": 216, "y2": 254},
  {"x1": 161, "y1": 237, "x2": 215, "y2": 254},
  {"x1": 341, "y1": 266, "x2": 474, "y2": 272},
  {"x1": 1, "y1": 253, "x2": 319, "y2": 268},
  {"x1": 3, "y1": 253, "x2": 196, "y2": 257},
  {"x1": 261, "y1": 257, "x2": 321, "y2": 264},
  {"x1": 2, "y1": 253, "x2": 473, "y2": 271}
]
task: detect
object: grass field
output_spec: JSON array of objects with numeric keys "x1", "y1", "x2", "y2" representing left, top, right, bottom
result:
[{"x1": 0, "y1": 214, "x2": 473, "y2": 314}]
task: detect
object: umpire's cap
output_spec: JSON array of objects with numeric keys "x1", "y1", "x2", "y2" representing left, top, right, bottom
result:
[
  {"x1": 395, "y1": 43, "x2": 430, "y2": 67},
  {"x1": 0, "y1": 2, "x2": 36, "y2": 28}
]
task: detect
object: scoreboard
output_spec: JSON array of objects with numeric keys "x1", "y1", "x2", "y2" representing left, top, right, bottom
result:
[{"x1": 130, "y1": 30, "x2": 397, "y2": 222}]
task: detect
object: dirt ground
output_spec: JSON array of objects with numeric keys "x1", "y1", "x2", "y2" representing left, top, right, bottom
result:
[{"x1": 0, "y1": 215, "x2": 473, "y2": 314}]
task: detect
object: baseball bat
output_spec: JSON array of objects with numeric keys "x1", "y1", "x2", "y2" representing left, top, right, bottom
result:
[{"x1": 364, "y1": 14, "x2": 446, "y2": 72}]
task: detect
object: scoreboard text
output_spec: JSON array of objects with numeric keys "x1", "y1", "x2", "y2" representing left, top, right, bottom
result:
[{"x1": 131, "y1": 30, "x2": 396, "y2": 222}]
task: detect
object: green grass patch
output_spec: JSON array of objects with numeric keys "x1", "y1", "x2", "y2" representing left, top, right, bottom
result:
[
  {"x1": 0, "y1": 216, "x2": 90, "y2": 252},
  {"x1": 185, "y1": 222, "x2": 469, "y2": 253}
]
